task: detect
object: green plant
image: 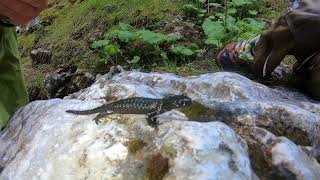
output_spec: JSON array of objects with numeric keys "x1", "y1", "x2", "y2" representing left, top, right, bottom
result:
[
  {"x1": 236, "y1": 18, "x2": 266, "y2": 39},
  {"x1": 104, "y1": 44, "x2": 121, "y2": 56},
  {"x1": 197, "y1": 0, "x2": 266, "y2": 47},
  {"x1": 170, "y1": 45, "x2": 194, "y2": 56},
  {"x1": 93, "y1": 23, "x2": 194, "y2": 67},
  {"x1": 90, "y1": 40, "x2": 110, "y2": 49},
  {"x1": 202, "y1": 19, "x2": 225, "y2": 47},
  {"x1": 144, "y1": 154, "x2": 169, "y2": 180},
  {"x1": 183, "y1": 4, "x2": 206, "y2": 18},
  {"x1": 127, "y1": 56, "x2": 141, "y2": 64},
  {"x1": 128, "y1": 139, "x2": 146, "y2": 153},
  {"x1": 135, "y1": 30, "x2": 181, "y2": 45}
]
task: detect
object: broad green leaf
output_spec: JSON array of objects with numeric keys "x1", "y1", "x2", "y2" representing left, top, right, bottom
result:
[
  {"x1": 119, "y1": 23, "x2": 133, "y2": 31},
  {"x1": 208, "y1": 15, "x2": 216, "y2": 20},
  {"x1": 90, "y1": 40, "x2": 109, "y2": 49},
  {"x1": 166, "y1": 35, "x2": 182, "y2": 42},
  {"x1": 104, "y1": 44, "x2": 120, "y2": 56},
  {"x1": 226, "y1": 15, "x2": 240, "y2": 32},
  {"x1": 171, "y1": 45, "x2": 194, "y2": 56},
  {"x1": 209, "y1": 3, "x2": 222, "y2": 7},
  {"x1": 232, "y1": 0, "x2": 253, "y2": 7},
  {"x1": 160, "y1": 52, "x2": 169, "y2": 60},
  {"x1": 183, "y1": 4, "x2": 206, "y2": 17},
  {"x1": 228, "y1": 8, "x2": 237, "y2": 15},
  {"x1": 117, "y1": 30, "x2": 134, "y2": 43},
  {"x1": 194, "y1": 49, "x2": 205, "y2": 57},
  {"x1": 248, "y1": 10, "x2": 258, "y2": 15},
  {"x1": 200, "y1": 9, "x2": 207, "y2": 13},
  {"x1": 214, "y1": 13, "x2": 225, "y2": 20},
  {"x1": 202, "y1": 19, "x2": 225, "y2": 47},
  {"x1": 135, "y1": 30, "x2": 181, "y2": 44},
  {"x1": 236, "y1": 18, "x2": 266, "y2": 40},
  {"x1": 127, "y1": 56, "x2": 141, "y2": 64}
]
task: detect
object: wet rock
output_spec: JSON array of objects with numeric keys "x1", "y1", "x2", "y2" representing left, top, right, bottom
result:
[
  {"x1": 17, "y1": 16, "x2": 51, "y2": 34},
  {"x1": 1, "y1": 71, "x2": 319, "y2": 179},
  {"x1": 44, "y1": 65, "x2": 95, "y2": 99},
  {"x1": 0, "y1": 99, "x2": 253, "y2": 179},
  {"x1": 30, "y1": 48, "x2": 52, "y2": 66},
  {"x1": 238, "y1": 127, "x2": 320, "y2": 179},
  {"x1": 24, "y1": 17, "x2": 42, "y2": 33},
  {"x1": 66, "y1": 71, "x2": 320, "y2": 178}
]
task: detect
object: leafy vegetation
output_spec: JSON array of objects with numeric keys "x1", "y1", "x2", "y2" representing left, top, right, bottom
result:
[
  {"x1": 18, "y1": 0, "x2": 289, "y2": 100},
  {"x1": 90, "y1": 23, "x2": 201, "y2": 68},
  {"x1": 202, "y1": 19, "x2": 225, "y2": 47},
  {"x1": 184, "y1": 0, "x2": 267, "y2": 48},
  {"x1": 170, "y1": 45, "x2": 195, "y2": 56}
]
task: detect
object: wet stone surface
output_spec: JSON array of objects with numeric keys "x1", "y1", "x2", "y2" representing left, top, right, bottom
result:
[{"x1": 1, "y1": 70, "x2": 320, "y2": 179}]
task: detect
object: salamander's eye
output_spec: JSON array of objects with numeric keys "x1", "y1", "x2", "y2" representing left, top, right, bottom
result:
[{"x1": 178, "y1": 100, "x2": 185, "y2": 106}]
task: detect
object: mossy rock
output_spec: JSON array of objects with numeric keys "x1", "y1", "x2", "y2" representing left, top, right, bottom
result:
[
  {"x1": 144, "y1": 153, "x2": 169, "y2": 180},
  {"x1": 128, "y1": 139, "x2": 147, "y2": 153}
]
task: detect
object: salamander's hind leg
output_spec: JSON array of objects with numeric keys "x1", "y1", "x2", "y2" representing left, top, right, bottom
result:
[{"x1": 93, "y1": 112, "x2": 112, "y2": 125}]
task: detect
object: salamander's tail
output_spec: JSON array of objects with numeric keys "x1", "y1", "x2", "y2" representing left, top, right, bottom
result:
[{"x1": 66, "y1": 105, "x2": 106, "y2": 115}]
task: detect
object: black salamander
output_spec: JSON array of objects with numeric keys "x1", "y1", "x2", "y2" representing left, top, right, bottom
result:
[{"x1": 66, "y1": 95, "x2": 192, "y2": 127}]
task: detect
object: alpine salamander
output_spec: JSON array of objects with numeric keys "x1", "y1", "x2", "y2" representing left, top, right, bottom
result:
[{"x1": 66, "y1": 95, "x2": 192, "y2": 128}]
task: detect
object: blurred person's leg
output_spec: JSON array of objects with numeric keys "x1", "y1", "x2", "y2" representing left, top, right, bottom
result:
[{"x1": 0, "y1": 26, "x2": 28, "y2": 129}]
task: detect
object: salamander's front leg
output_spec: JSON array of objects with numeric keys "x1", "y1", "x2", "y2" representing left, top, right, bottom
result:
[
  {"x1": 146, "y1": 111, "x2": 163, "y2": 128},
  {"x1": 93, "y1": 112, "x2": 112, "y2": 125}
]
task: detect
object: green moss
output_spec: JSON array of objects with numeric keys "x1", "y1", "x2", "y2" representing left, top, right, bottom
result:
[
  {"x1": 19, "y1": 0, "x2": 290, "y2": 101},
  {"x1": 259, "y1": 0, "x2": 289, "y2": 21},
  {"x1": 18, "y1": 34, "x2": 37, "y2": 57},
  {"x1": 26, "y1": 70, "x2": 47, "y2": 101},
  {"x1": 154, "y1": 58, "x2": 220, "y2": 76},
  {"x1": 144, "y1": 153, "x2": 169, "y2": 180},
  {"x1": 266, "y1": 126, "x2": 310, "y2": 146},
  {"x1": 128, "y1": 139, "x2": 147, "y2": 153},
  {"x1": 160, "y1": 144, "x2": 177, "y2": 159},
  {"x1": 180, "y1": 101, "x2": 217, "y2": 122},
  {"x1": 246, "y1": 141, "x2": 273, "y2": 179},
  {"x1": 32, "y1": 0, "x2": 187, "y2": 74}
]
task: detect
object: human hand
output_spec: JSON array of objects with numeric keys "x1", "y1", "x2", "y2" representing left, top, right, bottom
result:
[
  {"x1": 253, "y1": 16, "x2": 295, "y2": 78},
  {"x1": 0, "y1": 0, "x2": 48, "y2": 25}
]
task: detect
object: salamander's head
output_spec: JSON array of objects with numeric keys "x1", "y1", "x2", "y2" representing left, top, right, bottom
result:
[{"x1": 163, "y1": 94, "x2": 192, "y2": 109}]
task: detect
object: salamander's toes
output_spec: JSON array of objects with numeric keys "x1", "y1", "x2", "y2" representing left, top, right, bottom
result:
[
  {"x1": 94, "y1": 118, "x2": 101, "y2": 125},
  {"x1": 151, "y1": 119, "x2": 160, "y2": 128}
]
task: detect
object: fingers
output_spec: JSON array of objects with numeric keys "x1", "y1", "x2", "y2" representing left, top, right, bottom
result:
[
  {"x1": 264, "y1": 49, "x2": 288, "y2": 78},
  {"x1": 254, "y1": 15, "x2": 295, "y2": 78},
  {"x1": 253, "y1": 31, "x2": 272, "y2": 78}
]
